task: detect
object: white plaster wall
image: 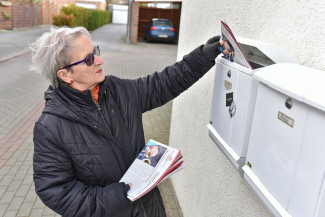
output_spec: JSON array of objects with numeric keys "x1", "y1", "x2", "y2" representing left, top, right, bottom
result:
[{"x1": 169, "y1": 0, "x2": 325, "y2": 216}]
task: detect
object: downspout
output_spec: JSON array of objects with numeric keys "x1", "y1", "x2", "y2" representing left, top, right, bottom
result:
[{"x1": 127, "y1": 0, "x2": 133, "y2": 44}]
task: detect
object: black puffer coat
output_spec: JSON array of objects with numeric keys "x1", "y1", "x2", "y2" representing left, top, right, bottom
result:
[{"x1": 33, "y1": 46, "x2": 215, "y2": 217}]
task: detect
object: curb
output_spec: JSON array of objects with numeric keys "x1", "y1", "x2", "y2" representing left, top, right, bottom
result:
[{"x1": 0, "y1": 48, "x2": 30, "y2": 63}]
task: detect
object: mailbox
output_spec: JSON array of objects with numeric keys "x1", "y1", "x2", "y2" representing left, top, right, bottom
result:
[
  {"x1": 243, "y1": 63, "x2": 325, "y2": 217},
  {"x1": 208, "y1": 37, "x2": 297, "y2": 170}
]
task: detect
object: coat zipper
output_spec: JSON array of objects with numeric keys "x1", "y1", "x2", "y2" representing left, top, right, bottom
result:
[
  {"x1": 91, "y1": 89, "x2": 132, "y2": 170},
  {"x1": 96, "y1": 104, "x2": 112, "y2": 135},
  {"x1": 91, "y1": 92, "x2": 112, "y2": 135},
  {"x1": 88, "y1": 89, "x2": 128, "y2": 173}
]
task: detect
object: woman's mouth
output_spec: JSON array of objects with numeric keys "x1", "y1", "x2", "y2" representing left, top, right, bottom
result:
[{"x1": 96, "y1": 69, "x2": 102, "y2": 73}]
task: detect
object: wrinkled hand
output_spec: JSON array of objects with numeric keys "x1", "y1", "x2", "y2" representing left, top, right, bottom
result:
[{"x1": 202, "y1": 35, "x2": 222, "y2": 61}]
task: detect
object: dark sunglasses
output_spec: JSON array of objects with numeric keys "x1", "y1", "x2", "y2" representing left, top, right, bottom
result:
[{"x1": 60, "y1": 45, "x2": 100, "y2": 70}]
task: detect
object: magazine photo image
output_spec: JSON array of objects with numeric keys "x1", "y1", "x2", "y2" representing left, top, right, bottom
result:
[
  {"x1": 137, "y1": 143, "x2": 167, "y2": 167},
  {"x1": 221, "y1": 34, "x2": 235, "y2": 62}
]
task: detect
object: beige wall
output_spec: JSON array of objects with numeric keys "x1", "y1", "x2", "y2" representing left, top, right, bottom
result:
[{"x1": 169, "y1": 0, "x2": 325, "y2": 216}]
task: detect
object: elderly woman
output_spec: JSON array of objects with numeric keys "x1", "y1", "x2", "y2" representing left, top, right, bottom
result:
[{"x1": 31, "y1": 26, "x2": 222, "y2": 217}]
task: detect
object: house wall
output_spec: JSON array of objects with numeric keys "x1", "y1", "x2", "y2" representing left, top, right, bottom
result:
[
  {"x1": 110, "y1": 0, "x2": 128, "y2": 4},
  {"x1": 11, "y1": 0, "x2": 41, "y2": 29},
  {"x1": 0, "y1": 0, "x2": 41, "y2": 30},
  {"x1": 0, "y1": 2, "x2": 12, "y2": 29},
  {"x1": 169, "y1": 0, "x2": 325, "y2": 216}
]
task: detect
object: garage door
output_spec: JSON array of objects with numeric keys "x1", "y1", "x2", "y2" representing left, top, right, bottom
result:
[{"x1": 113, "y1": 5, "x2": 128, "y2": 24}]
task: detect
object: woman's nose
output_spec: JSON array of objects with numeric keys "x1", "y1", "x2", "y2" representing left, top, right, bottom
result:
[{"x1": 94, "y1": 55, "x2": 103, "y2": 65}]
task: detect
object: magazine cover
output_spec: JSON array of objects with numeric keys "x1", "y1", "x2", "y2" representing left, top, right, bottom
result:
[
  {"x1": 220, "y1": 20, "x2": 252, "y2": 69},
  {"x1": 120, "y1": 140, "x2": 184, "y2": 201}
]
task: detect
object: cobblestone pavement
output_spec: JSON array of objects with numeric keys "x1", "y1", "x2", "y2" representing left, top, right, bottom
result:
[
  {"x1": 0, "y1": 24, "x2": 182, "y2": 217},
  {"x1": 0, "y1": 25, "x2": 50, "y2": 63}
]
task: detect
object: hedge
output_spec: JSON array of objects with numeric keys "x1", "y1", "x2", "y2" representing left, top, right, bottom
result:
[
  {"x1": 53, "y1": 4, "x2": 112, "y2": 31},
  {"x1": 53, "y1": 13, "x2": 76, "y2": 27}
]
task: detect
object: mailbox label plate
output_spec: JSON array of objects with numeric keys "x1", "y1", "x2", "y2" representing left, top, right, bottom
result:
[
  {"x1": 278, "y1": 111, "x2": 294, "y2": 128},
  {"x1": 224, "y1": 80, "x2": 232, "y2": 90}
]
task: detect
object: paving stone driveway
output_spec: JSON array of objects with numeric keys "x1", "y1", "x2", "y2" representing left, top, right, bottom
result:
[{"x1": 0, "y1": 24, "x2": 182, "y2": 217}]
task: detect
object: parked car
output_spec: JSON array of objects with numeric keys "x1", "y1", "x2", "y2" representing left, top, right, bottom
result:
[{"x1": 144, "y1": 18, "x2": 177, "y2": 44}]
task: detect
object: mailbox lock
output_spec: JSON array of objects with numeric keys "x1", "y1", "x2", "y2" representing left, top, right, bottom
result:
[
  {"x1": 285, "y1": 98, "x2": 293, "y2": 109},
  {"x1": 227, "y1": 70, "x2": 231, "y2": 78}
]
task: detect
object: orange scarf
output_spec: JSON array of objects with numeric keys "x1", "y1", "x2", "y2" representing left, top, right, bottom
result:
[
  {"x1": 91, "y1": 85, "x2": 99, "y2": 104},
  {"x1": 68, "y1": 84, "x2": 99, "y2": 104}
]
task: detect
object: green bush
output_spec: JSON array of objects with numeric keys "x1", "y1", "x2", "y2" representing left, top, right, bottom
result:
[
  {"x1": 53, "y1": 13, "x2": 76, "y2": 27},
  {"x1": 53, "y1": 4, "x2": 112, "y2": 31}
]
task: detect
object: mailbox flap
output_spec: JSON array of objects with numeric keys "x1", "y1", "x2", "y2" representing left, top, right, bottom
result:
[
  {"x1": 253, "y1": 63, "x2": 325, "y2": 112},
  {"x1": 237, "y1": 37, "x2": 297, "y2": 68}
]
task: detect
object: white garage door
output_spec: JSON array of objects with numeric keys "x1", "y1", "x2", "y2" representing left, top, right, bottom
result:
[{"x1": 112, "y1": 5, "x2": 128, "y2": 24}]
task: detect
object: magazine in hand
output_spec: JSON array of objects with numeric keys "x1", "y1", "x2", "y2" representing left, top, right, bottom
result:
[
  {"x1": 220, "y1": 20, "x2": 252, "y2": 69},
  {"x1": 119, "y1": 139, "x2": 184, "y2": 201}
]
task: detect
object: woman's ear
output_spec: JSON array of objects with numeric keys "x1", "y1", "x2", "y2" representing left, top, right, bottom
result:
[{"x1": 57, "y1": 69, "x2": 71, "y2": 83}]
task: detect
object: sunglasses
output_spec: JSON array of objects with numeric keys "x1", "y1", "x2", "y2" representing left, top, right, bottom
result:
[{"x1": 60, "y1": 45, "x2": 100, "y2": 70}]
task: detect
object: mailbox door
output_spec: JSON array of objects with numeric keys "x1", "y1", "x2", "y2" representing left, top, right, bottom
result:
[
  {"x1": 228, "y1": 72, "x2": 252, "y2": 156},
  {"x1": 210, "y1": 60, "x2": 252, "y2": 157},
  {"x1": 210, "y1": 62, "x2": 237, "y2": 145},
  {"x1": 246, "y1": 83, "x2": 307, "y2": 208},
  {"x1": 287, "y1": 108, "x2": 325, "y2": 217}
]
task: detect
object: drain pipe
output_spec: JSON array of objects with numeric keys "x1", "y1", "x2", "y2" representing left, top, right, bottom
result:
[{"x1": 127, "y1": 0, "x2": 133, "y2": 44}]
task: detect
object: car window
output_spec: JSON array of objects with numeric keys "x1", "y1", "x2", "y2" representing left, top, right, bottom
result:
[{"x1": 152, "y1": 20, "x2": 173, "y2": 27}]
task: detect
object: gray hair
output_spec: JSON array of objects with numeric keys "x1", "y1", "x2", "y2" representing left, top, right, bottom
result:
[{"x1": 30, "y1": 26, "x2": 91, "y2": 88}]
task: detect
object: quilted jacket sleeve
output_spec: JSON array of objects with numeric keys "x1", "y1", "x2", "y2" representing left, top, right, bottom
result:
[
  {"x1": 33, "y1": 122, "x2": 132, "y2": 217},
  {"x1": 127, "y1": 45, "x2": 215, "y2": 113}
]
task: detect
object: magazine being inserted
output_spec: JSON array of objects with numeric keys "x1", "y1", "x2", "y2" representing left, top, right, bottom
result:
[
  {"x1": 220, "y1": 20, "x2": 252, "y2": 69},
  {"x1": 120, "y1": 139, "x2": 184, "y2": 201}
]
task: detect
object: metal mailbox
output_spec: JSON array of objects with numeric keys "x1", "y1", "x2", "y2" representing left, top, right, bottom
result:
[
  {"x1": 243, "y1": 63, "x2": 325, "y2": 217},
  {"x1": 208, "y1": 37, "x2": 297, "y2": 170}
]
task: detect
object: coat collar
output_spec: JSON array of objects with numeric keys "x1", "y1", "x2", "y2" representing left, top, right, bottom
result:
[
  {"x1": 55, "y1": 78, "x2": 111, "y2": 107},
  {"x1": 42, "y1": 77, "x2": 110, "y2": 125}
]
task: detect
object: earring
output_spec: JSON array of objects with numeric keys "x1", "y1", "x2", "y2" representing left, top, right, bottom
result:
[{"x1": 70, "y1": 80, "x2": 73, "y2": 84}]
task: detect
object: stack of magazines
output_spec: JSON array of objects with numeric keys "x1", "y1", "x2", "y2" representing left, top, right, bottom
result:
[{"x1": 120, "y1": 139, "x2": 184, "y2": 201}]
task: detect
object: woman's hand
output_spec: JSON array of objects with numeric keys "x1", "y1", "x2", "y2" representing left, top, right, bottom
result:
[{"x1": 202, "y1": 35, "x2": 222, "y2": 61}]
